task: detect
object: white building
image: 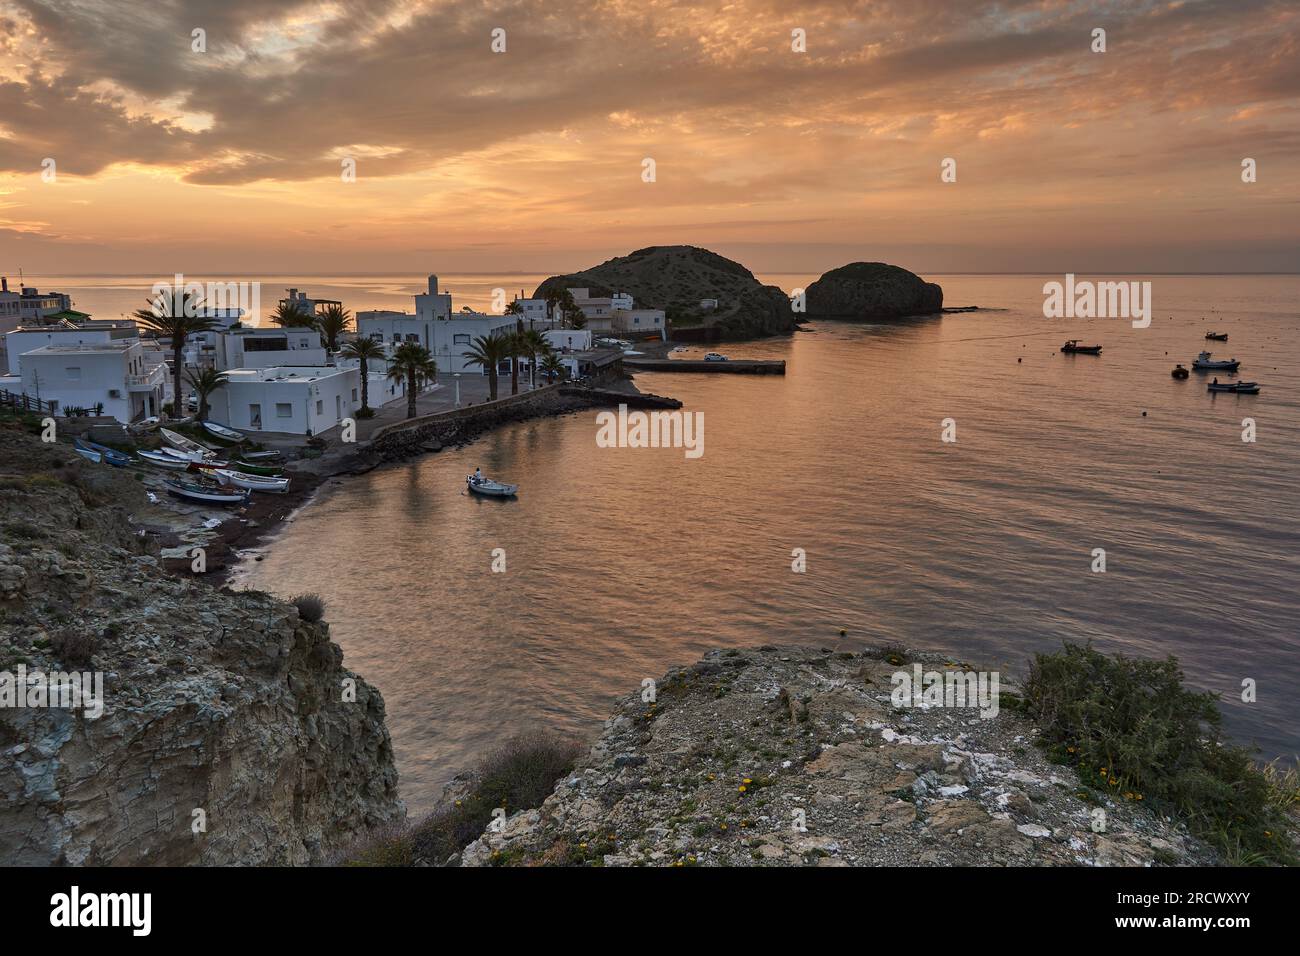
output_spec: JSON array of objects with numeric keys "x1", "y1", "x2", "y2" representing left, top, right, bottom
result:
[
  {"x1": 5, "y1": 320, "x2": 139, "y2": 375},
  {"x1": 279, "y1": 288, "x2": 343, "y2": 321},
  {"x1": 215, "y1": 326, "x2": 327, "y2": 371},
  {"x1": 215, "y1": 365, "x2": 361, "y2": 436},
  {"x1": 357, "y1": 275, "x2": 518, "y2": 376},
  {"x1": 612, "y1": 308, "x2": 667, "y2": 338},
  {"x1": 567, "y1": 288, "x2": 633, "y2": 324},
  {"x1": 17, "y1": 341, "x2": 165, "y2": 422},
  {"x1": 511, "y1": 296, "x2": 552, "y2": 326},
  {"x1": 543, "y1": 329, "x2": 593, "y2": 352}
]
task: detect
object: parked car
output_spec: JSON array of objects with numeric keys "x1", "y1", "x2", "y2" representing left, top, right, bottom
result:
[{"x1": 703, "y1": 352, "x2": 729, "y2": 362}]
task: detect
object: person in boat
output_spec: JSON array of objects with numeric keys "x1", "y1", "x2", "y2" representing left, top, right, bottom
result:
[
  {"x1": 1212, "y1": 377, "x2": 1218, "y2": 385},
  {"x1": 473, "y1": 467, "x2": 483, "y2": 483}
]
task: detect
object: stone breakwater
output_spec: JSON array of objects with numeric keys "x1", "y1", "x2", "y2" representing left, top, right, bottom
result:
[
  {"x1": 0, "y1": 427, "x2": 403, "y2": 864},
  {"x1": 341, "y1": 383, "x2": 682, "y2": 471},
  {"x1": 461, "y1": 646, "x2": 1217, "y2": 867}
]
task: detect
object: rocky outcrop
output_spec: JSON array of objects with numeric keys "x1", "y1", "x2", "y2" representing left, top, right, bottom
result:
[
  {"x1": 0, "y1": 426, "x2": 403, "y2": 864},
  {"x1": 805, "y1": 262, "x2": 943, "y2": 319},
  {"x1": 460, "y1": 646, "x2": 1215, "y2": 867},
  {"x1": 534, "y1": 245, "x2": 797, "y2": 341}
]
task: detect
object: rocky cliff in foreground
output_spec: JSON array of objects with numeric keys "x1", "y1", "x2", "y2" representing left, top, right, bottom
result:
[
  {"x1": 805, "y1": 262, "x2": 944, "y2": 318},
  {"x1": 534, "y1": 245, "x2": 797, "y2": 340},
  {"x1": 461, "y1": 646, "x2": 1216, "y2": 866},
  {"x1": 0, "y1": 426, "x2": 403, "y2": 864}
]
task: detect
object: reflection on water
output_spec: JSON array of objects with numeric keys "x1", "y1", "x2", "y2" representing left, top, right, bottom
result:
[{"x1": 236, "y1": 275, "x2": 1300, "y2": 813}]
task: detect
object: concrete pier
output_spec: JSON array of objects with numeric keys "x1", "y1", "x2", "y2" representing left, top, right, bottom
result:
[{"x1": 623, "y1": 358, "x2": 785, "y2": 375}]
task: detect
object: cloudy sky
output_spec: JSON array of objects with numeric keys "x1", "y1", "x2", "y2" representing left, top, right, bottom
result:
[{"x1": 1, "y1": 0, "x2": 1296, "y2": 275}]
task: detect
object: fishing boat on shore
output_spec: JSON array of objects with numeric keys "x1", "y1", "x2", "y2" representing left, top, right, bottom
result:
[
  {"x1": 139, "y1": 449, "x2": 195, "y2": 470},
  {"x1": 160, "y1": 427, "x2": 219, "y2": 460},
  {"x1": 1208, "y1": 380, "x2": 1260, "y2": 394},
  {"x1": 211, "y1": 468, "x2": 291, "y2": 493},
  {"x1": 1061, "y1": 340, "x2": 1102, "y2": 354},
  {"x1": 1205, "y1": 332, "x2": 1229, "y2": 341},
  {"x1": 1192, "y1": 351, "x2": 1240, "y2": 371},
  {"x1": 127, "y1": 416, "x2": 161, "y2": 435},
  {"x1": 163, "y1": 478, "x2": 250, "y2": 505},
  {"x1": 1171, "y1": 364, "x2": 1190, "y2": 379},
  {"x1": 238, "y1": 449, "x2": 283, "y2": 462},
  {"x1": 73, "y1": 445, "x2": 101, "y2": 464},
  {"x1": 467, "y1": 473, "x2": 518, "y2": 497},
  {"x1": 182, "y1": 452, "x2": 282, "y2": 477},
  {"x1": 201, "y1": 421, "x2": 246, "y2": 442},
  {"x1": 74, "y1": 437, "x2": 133, "y2": 467}
]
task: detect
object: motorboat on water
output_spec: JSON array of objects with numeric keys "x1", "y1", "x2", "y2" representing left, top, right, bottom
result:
[
  {"x1": 1171, "y1": 364, "x2": 1190, "y2": 379},
  {"x1": 1061, "y1": 340, "x2": 1102, "y2": 354},
  {"x1": 74, "y1": 437, "x2": 132, "y2": 467},
  {"x1": 1192, "y1": 351, "x2": 1240, "y2": 371},
  {"x1": 1208, "y1": 380, "x2": 1260, "y2": 394},
  {"x1": 466, "y1": 473, "x2": 518, "y2": 497},
  {"x1": 1205, "y1": 332, "x2": 1228, "y2": 341},
  {"x1": 163, "y1": 478, "x2": 250, "y2": 505}
]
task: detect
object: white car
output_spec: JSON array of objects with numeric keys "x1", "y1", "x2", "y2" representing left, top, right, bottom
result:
[{"x1": 703, "y1": 352, "x2": 729, "y2": 362}]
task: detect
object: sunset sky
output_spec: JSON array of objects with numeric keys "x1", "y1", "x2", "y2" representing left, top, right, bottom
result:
[{"x1": 1, "y1": 0, "x2": 1297, "y2": 276}]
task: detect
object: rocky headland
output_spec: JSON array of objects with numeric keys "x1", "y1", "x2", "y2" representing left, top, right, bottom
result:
[
  {"x1": 458, "y1": 646, "x2": 1228, "y2": 867},
  {"x1": 0, "y1": 426, "x2": 403, "y2": 864},
  {"x1": 805, "y1": 261, "x2": 944, "y2": 319},
  {"x1": 534, "y1": 245, "x2": 797, "y2": 341}
]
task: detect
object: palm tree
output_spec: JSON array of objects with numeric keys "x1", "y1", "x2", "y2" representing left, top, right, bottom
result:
[
  {"x1": 507, "y1": 320, "x2": 526, "y2": 395},
  {"x1": 462, "y1": 332, "x2": 511, "y2": 401},
  {"x1": 342, "y1": 337, "x2": 385, "y2": 415},
  {"x1": 540, "y1": 351, "x2": 565, "y2": 384},
  {"x1": 270, "y1": 300, "x2": 316, "y2": 329},
  {"x1": 387, "y1": 342, "x2": 437, "y2": 419},
  {"x1": 184, "y1": 367, "x2": 228, "y2": 422},
  {"x1": 318, "y1": 303, "x2": 351, "y2": 352},
  {"x1": 517, "y1": 328, "x2": 548, "y2": 388},
  {"x1": 132, "y1": 291, "x2": 216, "y2": 419}
]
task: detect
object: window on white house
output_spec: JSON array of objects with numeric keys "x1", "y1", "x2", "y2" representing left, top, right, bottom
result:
[
  {"x1": 276, "y1": 403, "x2": 292, "y2": 418},
  {"x1": 316, "y1": 400, "x2": 323, "y2": 414},
  {"x1": 66, "y1": 367, "x2": 81, "y2": 380},
  {"x1": 351, "y1": 388, "x2": 358, "y2": 401}
]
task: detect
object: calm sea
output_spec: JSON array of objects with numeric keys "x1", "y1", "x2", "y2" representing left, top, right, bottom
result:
[{"x1": 64, "y1": 272, "x2": 1295, "y2": 815}]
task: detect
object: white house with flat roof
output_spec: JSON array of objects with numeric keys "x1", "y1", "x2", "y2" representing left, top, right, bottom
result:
[
  {"x1": 357, "y1": 274, "x2": 517, "y2": 376},
  {"x1": 215, "y1": 365, "x2": 361, "y2": 436},
  {"x1": 215, "y1": 326, "x2": 327, "y2": 371},
  {"x1": 5, "y1": 320, "x2": 139, "y2": 375},
  {"x1": 543, "y1": 329, "x2": 593, "y2": 352},
  {"x1": 511, "y1": 296, "x2": 551, "y2": 326},
  {"x1": 17, "y1": 341, "x2": 165, "y2": 422},
  {"x1": 612, "y1": 308, "x2": 667, "y2": 338}
]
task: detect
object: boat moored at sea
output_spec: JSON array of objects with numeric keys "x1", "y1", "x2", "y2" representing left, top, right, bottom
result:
[
  {"x1": 1061, "y1": 340, "x2": 1102, "y2": 354},
  {"x1": 1192, "y1": 351, "x2": 1240, "y2": 371},
  {"x1": 467, "y1": 473, "x2": 518, "y2": 497},
  {"x1": 1171, "y1": 364, "x2": 1190, "y2": 379},
  {"x1": 1205, "y1": 332, "x2": 1228, "y2": 341},
  {"x1": 1208, "y1": 380, "x2": 1260, "y2": 394}
]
